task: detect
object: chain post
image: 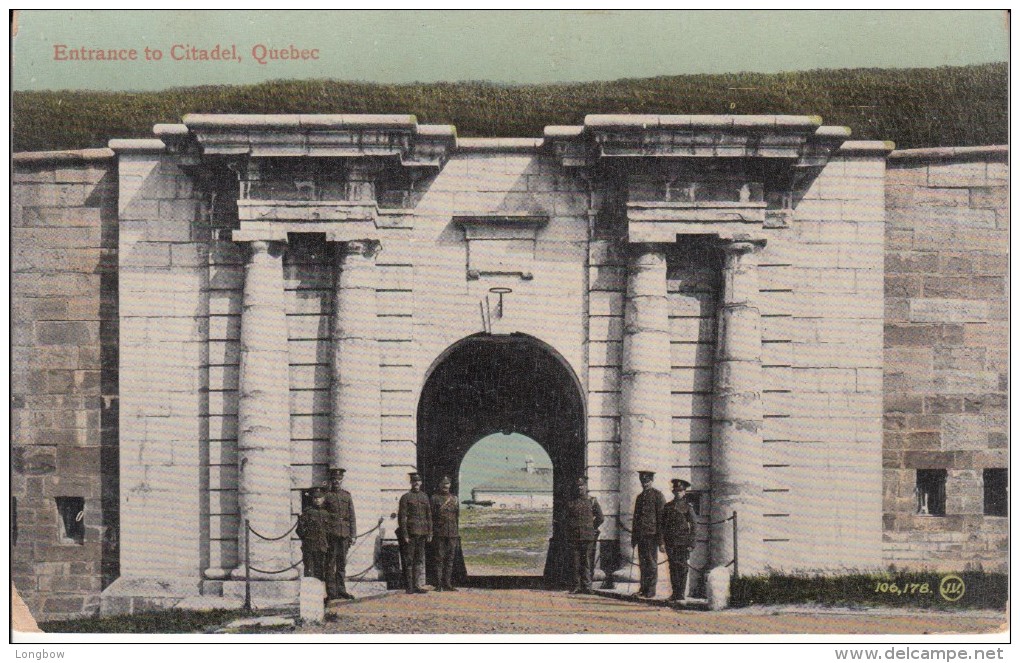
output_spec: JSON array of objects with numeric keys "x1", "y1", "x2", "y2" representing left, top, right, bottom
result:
[
  {"x1": 731, "y1": 510, "x2": 739, "y2": 578},
  {"x1": 244, "y1": 518, "x2": 252, "y2": 612}
]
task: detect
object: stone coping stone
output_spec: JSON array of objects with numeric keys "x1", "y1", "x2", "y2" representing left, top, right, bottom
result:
[
  {"x1": 585, "y1": 114, "x2": 823, "y2": 130},
  {"x1": 13, "y1": 147, "x2": 115, "y2": 164},
  {"x1": 816, "y1": 125, "x2": 853, "y2": 139},
  {"x1": 544, "y1": 125, "x2": 585, "y2": 139},
  {"x1": 888, "y1": 145, "x2": 1008, "y2": 164},
  {"x1": 109, "y1": 138, "x2": 166, "y2": 153},
  {"x1": 416, "y1": 124, "x2": 458, "y2": 140},
  {"x1": 183, "y1": 113, "x2": 419, "y2": 130},
  {"x1": 153, "y1": 123, "x2": 189, "y2": 138},
  {"x1": 836, "y1": 140, "x2": 896, "y2": 156}
]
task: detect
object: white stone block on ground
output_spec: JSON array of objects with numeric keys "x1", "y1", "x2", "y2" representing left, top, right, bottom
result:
[
  {"x1": 299, "y1": 577, "x2": 325, "y2": 623},
  {"x1": 707, "y1": 566, "x2": 731, "y2": 611}
]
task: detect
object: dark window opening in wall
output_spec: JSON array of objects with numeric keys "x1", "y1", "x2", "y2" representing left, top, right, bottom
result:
[
  {"x1": 915, "y1": 470, "x2": 947, "y2": 516},
  {"x1": 56, "y1": 497, "x2": 85, "y2": 545},
  {"x1": 984, "y1": 468, "x2": 1008, "y2": 517}
]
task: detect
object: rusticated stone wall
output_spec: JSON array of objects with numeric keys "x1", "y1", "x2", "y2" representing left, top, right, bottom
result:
[
  {"x1": 883, "y1": 146, "x2": 1008, "y2": 571},
  {"x1": 11, "y1": 150, "x2": 120, "y2": 620}
]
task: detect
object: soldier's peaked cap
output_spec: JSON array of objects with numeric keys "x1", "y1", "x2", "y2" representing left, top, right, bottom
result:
[
  {"x1": 671, "y1": 479, "x2": 692, "y2": 490},
  {"x1": 638, "y1": 470, "x2": 655, "y2": 477},
  {"x1": 329, "y1": 468, "x2": 346, "y2": 477},
  {"x1": 409, "y1": 472, "x2": 422, "y2": 481},
  {"x1": 309, "y1": 486, "x2": 325, "y2": 497},
  {"x1": 439, "y1": 476, "x2": 452, "y2": 484}
]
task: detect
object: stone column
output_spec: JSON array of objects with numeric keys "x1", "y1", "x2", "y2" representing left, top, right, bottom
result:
[
  {"x1": 619, "y1": 244, "x2": 672, "y2": 548},
  {"x1": 710, "y1": 238, "x2": 766, "y2": 576},
  {"x1": 330, "y1": 240, "x2": 382, "y2": 579},
  {"x1": 233, "y1": 240, "x2": 296, "y2": 580}
]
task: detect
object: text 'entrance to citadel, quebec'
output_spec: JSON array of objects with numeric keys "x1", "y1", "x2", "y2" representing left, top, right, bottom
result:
[{"x1": 417, "y1": 333, "x2": 586, "y2": 588}]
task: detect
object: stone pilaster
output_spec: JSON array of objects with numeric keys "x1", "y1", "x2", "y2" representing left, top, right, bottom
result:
[
  {"x1": 232, "y1": 239, "x2": 296, "y2": 580},
  {"x1": 710, "y1": 239, "x2": 766, "y2": 575},
  {"x1": 619, "y1": 244, "x2": 672, "y2": 541},
  {"x1": 330, "y1": 239, "x2": 382, "y2": 578}
]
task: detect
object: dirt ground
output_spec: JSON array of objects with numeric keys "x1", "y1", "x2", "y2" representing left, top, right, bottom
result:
[{"x1": 309, "y1": 588, "x2": 1006, "y2": 635}]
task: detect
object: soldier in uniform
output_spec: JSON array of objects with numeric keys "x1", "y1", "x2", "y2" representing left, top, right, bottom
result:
[
  {"x1": 398, "y1": 471, "x2": 432, "y2": 594},
  {"x1": 430, "y1": 476, "x2": 460, "y2": 592},
  {"x1": 564, "y1": 476, "x2": 604, "y2": 594},
  {"x1": 630, "y1": 470, "x2": 665, "y2": 598},
  {"x1": 662, "y1": 478, "x2": 696, "y2": 602},
  {"x1": 296, "y1": 487, "x2": 332, "y2": 582},
  {"x1": 323, "y1": 468, "x2": 356, "y2": 600}
]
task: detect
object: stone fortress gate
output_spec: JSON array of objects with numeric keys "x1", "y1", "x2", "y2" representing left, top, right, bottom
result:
[{"x1": 98, "y1": 113, "x2": 892, "y2": 610}]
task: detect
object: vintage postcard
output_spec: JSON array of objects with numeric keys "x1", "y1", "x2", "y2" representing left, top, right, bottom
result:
[{"x1": 8, "y1": 8, "x2": 1010, "y2": 654}]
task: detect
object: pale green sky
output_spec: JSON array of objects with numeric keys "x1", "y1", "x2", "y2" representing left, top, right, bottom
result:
[
  {"x1": 12, "y1": 10, "x2": 1008, "y2": 91},
  {"x1": 459, "y1": 433, "x2": 551, "y2": 498}
]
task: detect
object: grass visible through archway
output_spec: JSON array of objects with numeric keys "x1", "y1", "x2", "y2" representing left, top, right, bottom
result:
[{"x1": 459, "y1": 433, "x2": 554, "y2": 576}]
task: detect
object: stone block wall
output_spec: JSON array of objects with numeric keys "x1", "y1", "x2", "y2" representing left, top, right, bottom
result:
[
  {"x1": 11, "y1": 149, "x2": 120, "y2": 620},
  {"x1": 883, "y1": 146, "x2": 1008, "y2": 571},
  {"x1": 749, "y1": 144, "x2": 889, "y2": 572},
  {"x1": 105, "y1": 139, "x2": 209, "y2": 611}
]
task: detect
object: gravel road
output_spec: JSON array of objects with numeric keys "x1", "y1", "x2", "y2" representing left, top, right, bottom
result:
[{"x1": 304, "y1": 589, "x2": 1005, "y2": 635}]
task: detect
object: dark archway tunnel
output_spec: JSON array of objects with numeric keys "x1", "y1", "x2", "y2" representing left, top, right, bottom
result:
[{"x1": 417, "y1": 333, "x2": 586, "y2": 587}]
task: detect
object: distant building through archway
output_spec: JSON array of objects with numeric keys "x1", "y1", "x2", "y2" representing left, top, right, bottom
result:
[{"x1": 459, "y1": 434, "x2": 554, "y2": 576}]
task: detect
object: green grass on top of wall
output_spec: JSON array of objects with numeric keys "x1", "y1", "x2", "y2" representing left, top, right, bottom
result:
[{"x1": 12, "y1": 63, "x2": 1006, "y2": 152}]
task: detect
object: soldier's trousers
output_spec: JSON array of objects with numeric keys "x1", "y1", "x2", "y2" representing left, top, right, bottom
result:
[
  {"x1": 666, "y1": 546, "x2": 690, "y2": 599},
  {"x1": 326, "y1": 536, "x2": 350, "y2": 599},
  {"x1": 636, "y1": 537, "x2": 659, "y2": 597},
  {"x1": 433, "y1": 536, "x2": 459, "y2": 588},
  {"x1": 401, "y1": 535, "x2": 428, "y2": 590},
  {"x1": 302, "y1": 549, "x2": 327, "y2": 582},
  {"x1": 570, "y1": 540, "x2": 595, "y2": 591}
]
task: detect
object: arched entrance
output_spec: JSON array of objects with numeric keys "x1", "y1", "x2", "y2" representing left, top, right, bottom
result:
[{"x1": 417, "y1": 333, "x2": 586, "y2": 587}]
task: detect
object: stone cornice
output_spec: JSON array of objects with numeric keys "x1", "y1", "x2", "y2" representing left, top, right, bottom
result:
[
  {"x1": 544, "y1": 114, "x2": 848, "y2": 167},
  {"x1": 454, "y1": 214, "x2": 549, "y2": 241},
  {"x1": 176, "y1": 113, "x2": 456, "y2": 167},
  {"x1": 236, "y1": 199, "x2": 377, "y2": 222}
]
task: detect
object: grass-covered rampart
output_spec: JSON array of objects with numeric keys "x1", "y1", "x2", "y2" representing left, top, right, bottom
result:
[{"x1": 12, "y1": 63, "x2": 1006, "y2": 152}]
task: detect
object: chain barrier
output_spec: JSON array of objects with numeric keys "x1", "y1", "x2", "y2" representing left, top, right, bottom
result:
[
  {"x1": 353, "y1": 519, "x2": 383, "y2": 541},
  {"x1": 610, "y1": 511, "x2": 738, "y2": 578},
  {"x1": 247, "y1": 559, "x2": 304, "y2": 575},
  {"x1": 242, "y1": 514, "x2": 387, "y2": 610},
  {"x1": 247, "y1": 519, "x2": 298, "y2": 542}
]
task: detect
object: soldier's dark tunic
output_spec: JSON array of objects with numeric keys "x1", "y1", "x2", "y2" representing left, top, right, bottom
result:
[
  {"x1": 398, "y1": 490, "x2": 432, "y2": 591},
  {"x1": 323, "y1": 488, "x2": 356, "y2": 599},
  {"x1": 296, "y1": 506, "x2": 332, "y2": 581},
  {"x1": 631, "y1": 487, "x2": 665, "y2": 597},
  {"x1": 430, "y1": 492, "x2": 460, "y2": 590},
  {"x1": 662, "y1": 496, "x2": 696, "y2": 600},
  {"x1": 565, "y1": 495, "x2": 604, "y2": 592}
]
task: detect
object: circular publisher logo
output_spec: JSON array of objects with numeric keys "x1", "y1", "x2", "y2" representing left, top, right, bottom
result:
[{"x1": 939, "y1": 574, "x2": 965, "y2": 602}]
